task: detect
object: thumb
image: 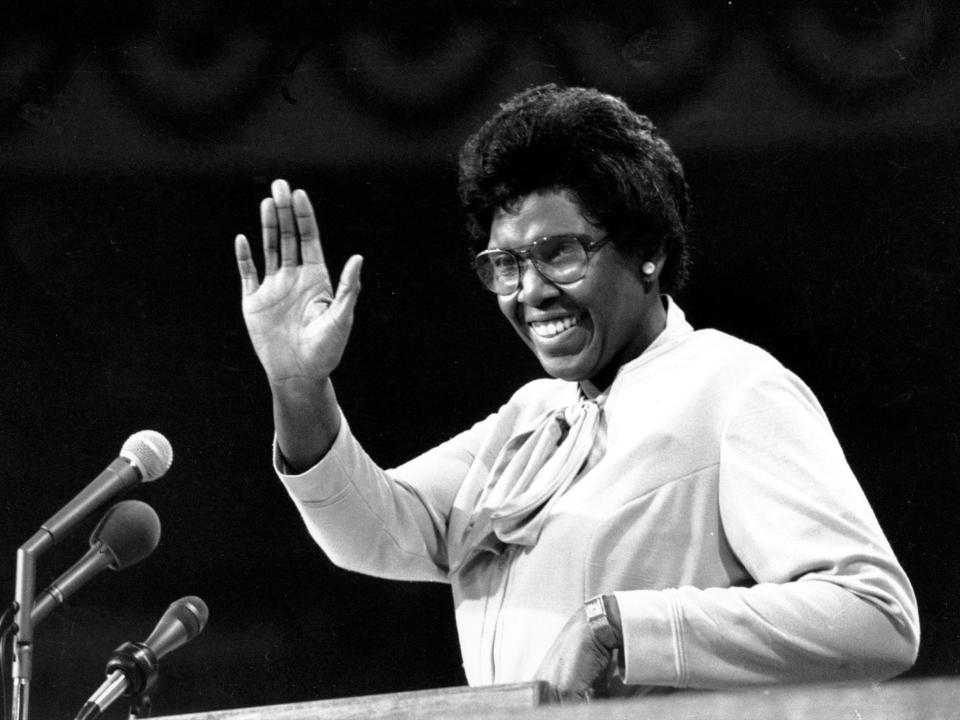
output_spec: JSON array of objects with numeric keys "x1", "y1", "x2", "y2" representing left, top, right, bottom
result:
[{"x1": 330, "y1": 254, "x2": 363, "y2": 323}]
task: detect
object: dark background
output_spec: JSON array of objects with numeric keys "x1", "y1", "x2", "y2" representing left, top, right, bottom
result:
[{"x1": 1, "y1": 1, "x2": 958, "y2": 717}]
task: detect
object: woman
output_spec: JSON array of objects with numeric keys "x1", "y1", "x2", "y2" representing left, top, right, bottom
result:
[{"x1": 234, "y1": 85, "x2": 919, "y2": 701}]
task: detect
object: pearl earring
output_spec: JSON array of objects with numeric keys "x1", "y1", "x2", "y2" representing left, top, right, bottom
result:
[{"x1": 641, "y1": 261, "x2": 656, "y2": 276}]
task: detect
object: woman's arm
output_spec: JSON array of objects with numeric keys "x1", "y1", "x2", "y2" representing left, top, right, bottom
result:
[
  {"x1": 615, "y1": 368, "x2": 918, "y2": 687},
  {"x1": 537, "y1": 366, "x2": 918, "y2": 696},
  {"x1": 278, "y1": 410, "x2": 497, "y2": 582},
  {"x1": 235, "y1": 178, "x2": 363, "y2": 470}
]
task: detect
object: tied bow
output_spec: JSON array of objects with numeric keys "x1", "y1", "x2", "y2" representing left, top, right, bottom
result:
[{"x1": 452, "y1": 399, "x2": 602, "y2": 573}]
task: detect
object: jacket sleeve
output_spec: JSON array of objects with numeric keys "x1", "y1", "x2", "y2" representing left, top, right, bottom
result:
[
  {"x1": 276, "y1": 410, "x2": 495, "y2": 583},
  {"x1": 615, "y1": 367, "x2": 919, "y2": 688}
]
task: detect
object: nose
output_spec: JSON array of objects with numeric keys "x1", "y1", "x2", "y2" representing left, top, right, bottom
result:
[{"x1": 515, "y1": 259, "x2": 560, "y2": 306}]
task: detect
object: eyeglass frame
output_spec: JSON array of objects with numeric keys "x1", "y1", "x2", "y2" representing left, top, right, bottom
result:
[{"x1": 473, "y1": 233, "x2": 612, "y2": 295}]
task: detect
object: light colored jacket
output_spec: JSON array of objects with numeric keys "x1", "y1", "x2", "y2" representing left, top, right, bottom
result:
[{"x1": 277, "y1": 300, "x2": 919, "y2": 691}]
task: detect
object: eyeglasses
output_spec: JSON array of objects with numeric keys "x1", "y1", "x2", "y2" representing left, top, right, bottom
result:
[{"x1": 474, "y1": 234, "x2": 610, "y2": 295}]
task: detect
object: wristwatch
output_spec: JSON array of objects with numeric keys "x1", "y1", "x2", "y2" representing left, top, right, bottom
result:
[{"x1": 584, "y1": 595, "x2": 621, "y2": 651}]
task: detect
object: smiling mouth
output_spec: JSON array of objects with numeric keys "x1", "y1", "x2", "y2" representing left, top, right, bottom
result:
[{"x1": 528, "y1": 314, "x2": 580, "y2": 339}]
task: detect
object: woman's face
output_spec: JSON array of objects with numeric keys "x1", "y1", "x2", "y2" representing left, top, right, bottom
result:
[{"x1": 488, "y1": 189, "x2": 664, "y2": 390}]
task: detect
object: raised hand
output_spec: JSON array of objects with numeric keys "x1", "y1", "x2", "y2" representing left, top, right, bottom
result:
[{"x1": 235, "y1": 179, "x2": 363, "y2": 388}]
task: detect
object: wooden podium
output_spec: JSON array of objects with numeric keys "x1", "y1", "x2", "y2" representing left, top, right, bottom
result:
[
  {"x1": 153, "y1": 676, "x2": 960, "y2": 720},
  {"x1": 151, "y1": 682, "x2": 550, "y2": 720}
]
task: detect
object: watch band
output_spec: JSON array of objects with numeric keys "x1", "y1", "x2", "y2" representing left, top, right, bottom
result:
[{"x1": 584, "y1": 595, "x2": 621, "y2": 651}]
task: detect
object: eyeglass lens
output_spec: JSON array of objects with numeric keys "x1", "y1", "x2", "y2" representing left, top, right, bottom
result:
[{"x1": 476, "y1": 235, "x2": 591, "y2": 294}]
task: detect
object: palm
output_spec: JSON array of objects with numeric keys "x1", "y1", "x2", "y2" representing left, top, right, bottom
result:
[
  {"x1": 242, "y1": 267, "x2": 337, "y2": 383},
  {"x1": 235, "y1": 180, "x2": 362, "y2": 387}
]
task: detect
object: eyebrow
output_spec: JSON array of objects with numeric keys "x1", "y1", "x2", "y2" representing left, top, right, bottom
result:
[{"x1": 487, "y1": 232, "x2": 591, "y2": 251}]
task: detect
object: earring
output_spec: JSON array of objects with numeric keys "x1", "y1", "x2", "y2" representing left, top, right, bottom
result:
[{"x1": 641, "y1": 261, "x2": 656, "y2": 276}]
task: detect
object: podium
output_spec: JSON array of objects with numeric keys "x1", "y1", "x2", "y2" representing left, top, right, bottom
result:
[
  {"x1": 151, "y1": 682, "x2": 549, "y2": 720},
  {"x1": 152, "y1": 676, "x2": 960, "y2": 720}
]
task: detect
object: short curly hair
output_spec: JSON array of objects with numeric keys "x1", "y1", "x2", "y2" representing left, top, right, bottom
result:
[{"x1": 458, "y1": 84, "x2": 691, "y2": 292}]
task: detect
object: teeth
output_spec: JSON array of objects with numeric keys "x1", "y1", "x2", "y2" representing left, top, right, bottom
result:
[{"x1": 529, "y1": 315, "x2": 579, "y2": 338}]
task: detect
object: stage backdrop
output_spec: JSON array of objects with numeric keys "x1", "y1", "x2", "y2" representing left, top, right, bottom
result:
[{"x1": 1, "y1": 2, "x2": 958, "y2": 717}]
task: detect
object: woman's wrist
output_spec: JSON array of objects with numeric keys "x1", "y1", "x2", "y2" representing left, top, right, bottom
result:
[
  {"x1": 584, "y1": 594, "x2": 623, "y2": 652},
  {"x1": 602, "y1": 594, "x2": 624, "y2": 650},
  {"x1": 272, "y1": 376, "x2": 342, "y2": 471}
]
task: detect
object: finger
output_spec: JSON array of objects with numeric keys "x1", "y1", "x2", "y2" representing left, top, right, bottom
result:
[
  {"x1": 260, "y1": 197, "x2": 279, "y2": 276},
  {"x1": 234, "y1": 234, "x2": 261, "y2": 296},
  {"x1": 292, "y1": 189, "x2": 326, "y2": 266},
  {"x1": 544, "y1": 684, "x2": 562, "y2": 705},
  {"x1": 271, "y1": 179, "x2": 299, "y2": 267},
  {"x1": 330, "y1": 254, "x2": 364, "y2": 323}
]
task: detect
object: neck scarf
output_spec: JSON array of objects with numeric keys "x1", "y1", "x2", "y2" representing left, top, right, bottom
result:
[
  {"x1": 450, "y1": 297, "x2": 692, "y2": 575},
  {"x1": 452, "y1": 396, "x2": 602, "y2": 573}
]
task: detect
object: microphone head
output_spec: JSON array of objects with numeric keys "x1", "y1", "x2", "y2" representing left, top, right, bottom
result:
[
  {"x1": 120, "y1": 430, "x2": 173, "y2": 482},
  {"x1": 144, "y1": 596, "x2": 209, "y2": 659},
  {"x1": 167, "y1": 596, "x2": 209, "y2": 640},
  {"x1": 90, "y1": 500, "x2": 162, "y2": 570}
]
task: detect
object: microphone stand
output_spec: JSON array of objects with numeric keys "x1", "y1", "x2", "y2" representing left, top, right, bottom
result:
[
  {"x1": 74, "y1": 641, "x2": 160, "y2": 720},
  {"x1": 127, "y1": 695, "x2": 152, "y2": 719},
  {"x1": 11, "y1": 532, "x2": 53, "y2": 720}
]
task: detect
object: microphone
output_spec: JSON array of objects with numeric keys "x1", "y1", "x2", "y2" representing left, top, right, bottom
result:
[
  {"x1": 74, "y1": 596, "x2": 209, "y2": 720},
  {"x1": 31, "y1": 500, "x2": 162, "y2": 626},
  {"x1": 11, "y1": 431, "x2": 173, "y2": 720},
  {"x1": 39, "y1": 430, "x2": 173, "y2": 548}
]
